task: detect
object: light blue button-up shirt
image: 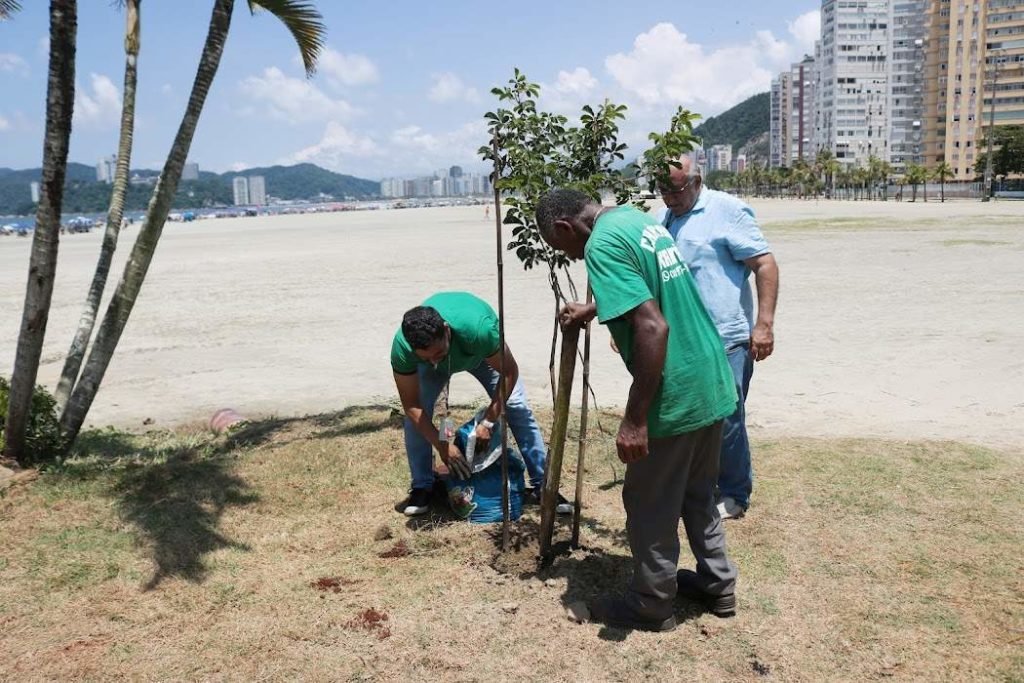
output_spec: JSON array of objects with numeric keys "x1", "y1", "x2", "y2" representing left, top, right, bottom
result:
[{"x1": 659, "y1": 189, "x2": 770, "y2": 349}]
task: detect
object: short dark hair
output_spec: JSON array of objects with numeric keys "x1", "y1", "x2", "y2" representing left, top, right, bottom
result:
[
  {"x1": 536, "y1": 188, "x2": 591, "y2": 237},
  {"x1": 402, "y1": 306, "x2": 446, "y2": 349}
]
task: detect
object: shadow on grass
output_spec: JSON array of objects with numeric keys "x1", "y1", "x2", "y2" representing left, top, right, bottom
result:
[
  {"x1": 114, "y1": 451, "x2": 257, "y2": 591},
  {"x1": 73, "y1": 429, "x2": 262, "y2": 591}
]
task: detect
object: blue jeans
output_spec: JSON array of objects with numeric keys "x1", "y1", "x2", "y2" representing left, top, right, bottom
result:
[
  {"x1": 403, "y1": 362, "x2": 548, "y2": 491},
  {"x1": 718, "y1": 343, "x2": 754, "y2": 509}
]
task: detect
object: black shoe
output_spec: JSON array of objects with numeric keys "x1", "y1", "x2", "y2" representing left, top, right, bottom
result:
[
  {"x1": 524, "y1": 488, "x2": 573, "y2": 515},
  {"x1": 676, "y1": 569, "x2": 736, "y2": 618},
  {"x1": 402, "y1": 488, "x2": 432, "y2": 516},
  {"x1": 588, "y1": 596, "x2": 676, "y2": 632}
]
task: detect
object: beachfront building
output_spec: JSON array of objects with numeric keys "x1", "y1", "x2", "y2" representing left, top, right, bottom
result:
[
  {"x1": 816, "y1": 0, "x2": 891, "y2": 168},
  {"x1": 922, "y1": 0, "x2": 987, "y2": 179},
  {"x1": 30, "y1": 181, "x2": 39, "y2": 204},
  {"x1": 982, "y1": 0, "x2": 1024, "y2": 174},
  {"x1": 708, "y1": 145, "x2": 734, "y2": 172},
  {"x1": 233, "y1": 176, "x2": 249, "y2": 206},
  {"x1": 789, "y1": 55, "x2": 817, "y2": 166},
  {"x1": 96, "y1": 154, "x2": 117, "y2": 183},
  {"x1": 887, "y1": 0, "x2": 928, "y2": 174},
  {"x1": 770, "y1": 72, "x2": 792, "y2": 167},
  {"x1": 248, "y1": 176, "x2": 267, "y2": 206}
]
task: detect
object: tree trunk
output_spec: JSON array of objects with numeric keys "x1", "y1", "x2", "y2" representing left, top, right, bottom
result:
[
  {"x1": 55, "y1": 0, "x2": 140, "y2": 412},
  {"x1": 3, "y1": 0, "x2": 76, "y2": 464},
  {"x1": 59, "y1": 0, "x2": 233, "y2": 446},
  {"x1": 941, "y1": 179, "x2": 945, "y2": 202}
]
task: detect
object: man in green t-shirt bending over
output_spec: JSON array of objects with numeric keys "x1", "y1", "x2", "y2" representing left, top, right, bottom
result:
[
  {"x1": 391, "y1": 292, "x2": 570, "y2": 516},
  {"x1": 536, "y1": 189, "x2": 739, "y2": 632}
]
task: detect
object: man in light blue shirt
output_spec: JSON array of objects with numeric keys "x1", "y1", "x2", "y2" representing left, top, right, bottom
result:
[{"x1": 658, "y1": 157, "x2": 780, "y2": 519}]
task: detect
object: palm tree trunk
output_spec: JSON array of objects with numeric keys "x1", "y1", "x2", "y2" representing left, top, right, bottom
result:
[
  {"x1": 60, "y1": 0, "x2": 233, "y2": 446},
  {"x1": 3, "y1": 0, "x2": 76, "y2": 463},
  {"x1": 55, "y1": 0, "x2": 140, "y2": 412}
]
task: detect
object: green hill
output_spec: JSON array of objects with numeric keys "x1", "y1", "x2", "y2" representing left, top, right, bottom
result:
[
  {"x1": 693, "y1": 92, "x2": 770, "y2": 158},
  {"x1": 0, "y1": 163, "x2": 380, "y2": 216}
]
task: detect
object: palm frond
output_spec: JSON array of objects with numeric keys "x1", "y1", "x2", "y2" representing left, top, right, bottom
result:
[
  {"x1": 0, "y1": 0, "x2": 22, "y2": 20},
  {"x1": 248, "y1": 0, "x2": 324, "y2": 77}
]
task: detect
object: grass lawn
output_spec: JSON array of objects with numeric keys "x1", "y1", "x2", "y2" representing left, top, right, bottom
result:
[{"x1": 1, "y1": 406, "x2": 1021, "y2": 681}]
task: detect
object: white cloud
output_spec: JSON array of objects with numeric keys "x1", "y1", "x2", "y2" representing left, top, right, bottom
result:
[
  {"x1": 289, "y1": 121, "x2": 379, "y2": 169},
  {"x1": 788, "y1": 10, "x2": 822, "y2": 55},
  {"x1": 605, "y1": 22, "x2": 798, "y2": 114},
  {"x1": 0, "y1": 53, "x2": 28, "y2": 76},
  {"x1": 229, "y1": 161, "x2": 249, "y2": 172},
  {"x1": 0, "y1": 115, "x2": 9, "y2": 132},
  {"x1": 239, "y1": 66, "x2": 356, "y2": 123},
  {"x1": 553, "y1": 67, "x2": 598, "y2": 96},
  {"x1": 389, "y1": 120, "x2": 487, "y2": 172},
  {"x1": 74, "y1": 73, "x2": 121, "y2": 128},
  {"x1": 428, "y1": 72, "x2": 479, "y2": 104},
  {"x1": 540, "y1": 66, "x2": 602, "y2": 115},
  {"x1": 318, "y1": 48, "x2": 379, "y2": 87},
  {"x1": 160, "y1": 83, "x2": 173, "y2": 96}
]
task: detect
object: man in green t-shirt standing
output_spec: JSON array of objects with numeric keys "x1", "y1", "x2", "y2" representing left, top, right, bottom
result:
[
  {"x1": 536, "y1": 189, "x2": 739, "y2": 632},
  {"x1": 391, "y1": 292, "x2": 570, "y2": 516}
]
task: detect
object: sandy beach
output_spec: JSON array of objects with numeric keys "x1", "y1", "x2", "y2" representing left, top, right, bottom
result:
[{"x1": 1, "y1": 199, "x2": 1022, "y2": 449}]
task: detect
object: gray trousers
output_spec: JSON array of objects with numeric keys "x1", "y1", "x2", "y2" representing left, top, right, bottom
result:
[{"x1": 622, "y1": 420, "x2": 737, "y2": 619}]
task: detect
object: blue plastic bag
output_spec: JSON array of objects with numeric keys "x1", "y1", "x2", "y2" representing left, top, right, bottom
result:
[{"x1": 444, "y1": 411, "x2": 525, "y2": 523}]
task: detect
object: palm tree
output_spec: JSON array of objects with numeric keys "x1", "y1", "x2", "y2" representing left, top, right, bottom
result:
[
  {"x1": 3, "y1": 0, "x2": 77, "y2": 465},
  {"x1": 933, "y1": 162, "x2": 954, "y2": 202},
  {"x1": 905, "y1": 163, "x2": 927, "y2": 202},
  {"x1": 59, "y1": 0, "x2": 325, "y2": 445},
  {"x1": 55, "y1": 0, "x2": 140, "y2": 412},
  {"x1": 0, "y1": 1, "x2": 20, "y2": 18}
]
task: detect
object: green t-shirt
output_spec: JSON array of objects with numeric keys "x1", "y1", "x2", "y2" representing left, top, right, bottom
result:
[
  {"x1": 391, "y1": 292, "x2": 501, "y2": 375},
  {"x1": 585, "y1": 206, "x2": 737, "y2": 437}
]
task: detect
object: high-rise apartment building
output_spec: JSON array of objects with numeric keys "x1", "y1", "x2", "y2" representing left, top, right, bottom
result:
[
  {"x1": 96, "y1": 154, "x2": 117, "y2": 183},
  {"x1": 790, "y1": 55, "x2": 818, "y2": 165},
  {"x1": 983, "y1": 0, "x2": 1024, "y2": 161},
  {"x1": 816, "y1": 0, "x2": 891, "y2": 167},
  {"x1": 929, "y1": 0, "x2": 987, "y2": 179},
  {"x1": 248, "y1": 176, "x2": 267, "y2": 205},
  {"x1": 232, "y1": 176, "x2": 249, "y2": 206},
  {"x1": 181, "y1": 162, "x2": 200, "y2": 181},
  {"x1": 770, "y1": 72, "x2": 792, "y2": 167},
  {"x1": 708, "y1": 144, "x2": 734, "y2": 172},
  {"x1": 887, "y1": 0, "x2": 928, "y2": 173}
]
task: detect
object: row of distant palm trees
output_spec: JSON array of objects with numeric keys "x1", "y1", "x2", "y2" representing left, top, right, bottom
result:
[{"x1": 718, "y1": 150, "x2": 958, "y2": 203}]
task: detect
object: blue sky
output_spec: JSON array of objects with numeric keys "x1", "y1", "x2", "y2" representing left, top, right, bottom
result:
[{"x1": 0, "y1": 1, "x2": 820, "y2": 180}]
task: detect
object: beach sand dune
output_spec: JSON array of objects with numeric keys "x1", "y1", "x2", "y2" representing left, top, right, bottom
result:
[{"x1": 1, "y1": 199, "x2": 1021, "y2": 448}]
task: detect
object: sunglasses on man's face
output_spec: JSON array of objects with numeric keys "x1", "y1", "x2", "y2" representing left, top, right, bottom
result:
[{"x1": 659, "y1": 177, "x2": 697, "y2": 197}]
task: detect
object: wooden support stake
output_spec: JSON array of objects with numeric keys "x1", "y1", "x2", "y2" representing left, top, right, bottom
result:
[
  {"x1": 571, "y1": 284, "x2": 593, "y2": 548},
  {"x1": 538, "y1": 323, "x2": 580, "y2": 563}
]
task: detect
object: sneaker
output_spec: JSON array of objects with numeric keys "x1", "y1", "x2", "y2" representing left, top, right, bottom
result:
[
  {"x1": 587, "y1": 596, "x2": 677, "y2": 632},
  {"x1": 716, "y1": 496, "x2": 746, "y2": 520},
  {"x1": 402, "y1": 488, "x2": 432, "y2": 516},
  {"x1": 676, "y1": 569, "x2": 736, "y2": 618},
  {"x1": 524, "y1": 488, "x2": 573, "y2": 515}
]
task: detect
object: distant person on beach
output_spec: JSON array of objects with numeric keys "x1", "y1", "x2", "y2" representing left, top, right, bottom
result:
[
  {"x1": 484, "y1": 205, "x2": 490, "y2": 220},
  {"x1": 536, "y1": 189, "x2": 739, "y2": 631},
  {"x1": 391, "y1": 292, "x2": 571, "y2": 516},
  {"x1": 658, "y1": 158, "x2": 779, "y2": 520}
]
